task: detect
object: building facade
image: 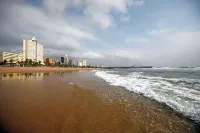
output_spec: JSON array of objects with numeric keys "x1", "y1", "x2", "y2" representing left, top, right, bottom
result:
[
  {"x1": 23, "y1": 37, "x2": 43, "y2": 63},
  {"x1": 78, "y1": 61, "x2": 83, "y2": 67},
  {"x1": 82, "y1": 60, "x2": 87, "y2": 67},
  {"x1": 0, "y1": 52, "x2": 19, "y2": 63},
  {"x1": 61, "y1": 55, "x2": 68, "y2": 65},
  {"x1": 18, "y1": 53, "x2": 24, "y2": 62},
  {"x1": 44, "y1": 57, "x2": 57, "y2": 66},
  {"x1": 72, "y1": 58, "x2": 77, "y2": 66}
]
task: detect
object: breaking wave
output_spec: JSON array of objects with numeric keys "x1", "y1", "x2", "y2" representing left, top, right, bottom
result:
[{"x1": 95, "y1": 70, "x2": 200, "y2": 122}]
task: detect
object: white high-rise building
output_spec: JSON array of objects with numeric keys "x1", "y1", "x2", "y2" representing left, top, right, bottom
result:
[
  {"x1": 61, "y1": 55, "x2": 69, "y2": 65},
  {"x1": 78, "y1": 61, "x2": 83, "y2": 67},
  {"x1": 82, "y1": 60, "x2": 87, "y2": 67},
  {"x1": 23, "y1": 37, "x2": 43, "y2": 63}
]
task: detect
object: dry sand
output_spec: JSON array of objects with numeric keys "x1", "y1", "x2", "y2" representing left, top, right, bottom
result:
[
  {"x1": 0, "y1": 72, "x2": 195, "y2": 133},
  {"x1": 0, "y1": 67, "x2": 98, "y2": 73}
]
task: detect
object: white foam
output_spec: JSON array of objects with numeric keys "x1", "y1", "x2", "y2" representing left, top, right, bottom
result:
[
  {"x1": 145, "y1": 67, "x2": 200, "y2": 71},
  {"x1": 95, "y1": 70, "x2": 200, "y2": 121},
  {"x1": 69, "y1": 82, "x2": 74, "y2": 85}
]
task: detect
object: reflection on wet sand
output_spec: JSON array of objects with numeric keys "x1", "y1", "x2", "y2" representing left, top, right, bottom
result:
[
  {"x1": 1, "y1": 73, "x2": 45, "y2": 80},
  {"x1": 0, "y1": 72, "x2": 196, "y2": 133}
]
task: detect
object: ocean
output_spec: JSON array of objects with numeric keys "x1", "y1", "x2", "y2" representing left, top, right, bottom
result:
[{"x1": 95, "y1": 67, "x2": 200, "y2": 123}]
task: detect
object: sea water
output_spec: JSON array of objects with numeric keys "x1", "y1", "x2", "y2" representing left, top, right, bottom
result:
[{"x1": 95, "y1": 67, "x2": 200, "y2": 122}]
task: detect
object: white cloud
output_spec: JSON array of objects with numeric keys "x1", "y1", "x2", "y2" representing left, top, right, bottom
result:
[
  {"x1": 82, "y1": 51, "x2": 103, "y2": 59},
  {"x1": 125, "y1": 37, "x2": 150, "y2": 43},
  {"x1": 133, "y1": 0, "x2": 144, "y2": 6},
  {"x1": 148, "y1": 28, "x2": 178, "y2": 36},
  {"x1": 41, "y1": 0, "x2": 139, "y2": 29},
  {"x1": 84, "y1": 8, "x2": 113, "y2": 29},
  {"x1": 82, "y1": 0, "x2": 133, "y2": 29},
  {"x1": 146, "y1": 30, "x2": 200, "y2": 66},
  {"x1": 0, "y1": 1, "x2": 98, "y2": 55},
  {"x1": 120, "y1": 15, "x2": 130, "y2": 22},
  {"x1": 43, "y1": 0, "x2": 69, "y2": 14},
  {"x1": 123, "y1": 29, "x2": 200, "y2": 66}
]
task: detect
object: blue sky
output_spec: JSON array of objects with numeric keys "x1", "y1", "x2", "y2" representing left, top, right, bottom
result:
[{"x1": 0, "y1": 0, "x2": 200, "y2": 66}]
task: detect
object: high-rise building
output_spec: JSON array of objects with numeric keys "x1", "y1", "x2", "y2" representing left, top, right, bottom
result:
[
  {"x1": 72, "y1": 58, "x2": 77, "y2": 66},
  {"x1": 44, "y1": 57, "x2": 57, "y2": 66},
  {"x1": 0, "y1": 52, "x2": 19, "y2": 63},
  {"x1": 61, "y1": 55, "x2": 68, "y2": 65},
  {"x1": 78, "y1": 61, "x2": 82, "y2": 67},
  {"x1": 23, "y1": 37, "x2": 43, "y2": 63},
  {"x1": 82, "y1": 60, "x2": 87, "y2": 67}
]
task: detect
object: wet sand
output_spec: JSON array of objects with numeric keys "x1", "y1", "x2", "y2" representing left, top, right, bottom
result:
[
  {"x1": 0, "y1": 67, "x2": 98, "y2": 73},
  {"x1": 0, "y1": 72, "x2": 196, "y2": 133}
]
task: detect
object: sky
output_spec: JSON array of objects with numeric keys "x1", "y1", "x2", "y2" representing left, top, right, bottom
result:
[{"x1": 0, "y1": 0, "x2": 200, "y2": 67}]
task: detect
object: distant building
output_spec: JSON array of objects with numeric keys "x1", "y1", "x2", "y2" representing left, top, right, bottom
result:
[
  {"x1": 52, "y1": 58, "x2": 57, "y2": 66},
  {"x1": 78, "y1": 61, "x2": 82, "y2": 67},
  {"x1": 43, "y1": 57, "x2": 47, "y2": 64},
  {"x1": 82, "y1": 60, "x2": 87, "y2": 67},
  {"x1": 23, "y1": 37, "x2": 43, "y2": 63},
  {"x1": 61, "y1": 55, "x2": 68, "y2": 65},
  {"x1": 72, "y1": 58, "x2": 77, "y2": 66},
  {"x1": 0, "y1": 52, "x2": 19, "y2": 63},
  {"x1": 46, "y1": 58, "x2": 52, "y2": 65},
  {"x1": 68, "y1": 59, "x2": 72, "y2": 66},
  {"x1": 44, "y1": 57, "x2": 57, "y2": 66}
]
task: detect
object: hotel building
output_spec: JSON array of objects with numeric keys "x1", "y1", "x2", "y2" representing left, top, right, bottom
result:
[
  {"x1": 23, "y1": 37, "x2": 43, "y2": 63},
  {"x1": 0, "y1": 52, "x2": 20, "y2": 63},
  {"x1": 82, "y1": 60, "x2": 87, "y2": 67},
  {"x1": 44, "y1": 57, "x2": 57, "y2": 66},
  {"x1": 72, "y1": 58, "x2": 77, "y2": 66},
  {"x1": 78, "y1": 61, "x2": 83, "y2": 67},
  {"x1": 61, "y1": 55, "x2": 68, "y2": 65}
]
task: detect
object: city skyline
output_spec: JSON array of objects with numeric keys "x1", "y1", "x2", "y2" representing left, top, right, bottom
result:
[
  {"x1": 0, "y1": 0, "x2": 200, "y2": 67},
  {"x1": 0, "y1": 36, "x2": 88, "y2": 67}
]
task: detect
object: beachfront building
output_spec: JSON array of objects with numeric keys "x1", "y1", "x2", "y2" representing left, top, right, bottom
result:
[
  {"x1": 78, "y1": 61, "x2": 83, "y2": 67},
  {"x1": 0, "y1": 52, "x2": 19, "y2": 63},
  {"x1": 23, "y1": 37, "x2": 43, "y2": 63},
  {"x1": 61, "y1": 55, "x2": 68, "y2": 65},
  {"x1": 43, "y1": 57, "x2": 47, "y2": 64},
  {"x1": 18, "y1": 53, "x2": 24, "y2": 62},
  {"x1": 50, "y1": 58, "x2": 57, "y2": 66},
  {"x1": 82, "y1": 60, "x2": 87, "y2": 67},
  {"x1": 72, "y1": 58, "x2": 77, "y2": 66},
  {"x1": 44, "y1": 57, "x2": 57, "y2": 66}
]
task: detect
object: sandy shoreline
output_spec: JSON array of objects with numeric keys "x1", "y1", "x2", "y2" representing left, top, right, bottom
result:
[
  {"x1": 0, "y1": 67, "x2": 99, "y2": 73},
  {"x1": 0, "y1": 71, "x2": 196, "y2": 133}
]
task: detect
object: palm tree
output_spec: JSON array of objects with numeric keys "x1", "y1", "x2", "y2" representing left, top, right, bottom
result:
[
  {"x1": 10, "y1": 59, "x2": 14, "y2": 64},
  {"x1": 25, "y1": 59, "x2": 29, "y2": 66},
  {"x1": 3, "y1": 60, "x2": 7, "y2": 65},
  {"x1": 38, "y1": 61, "x2": 41, "y2": 66},
  {"x1": 21, "y1": 61, "x2": 25, "y2": 67},
  {"x1": 33, "y1": 62, "x2": 38, "y2": 67},
  {"x1": 29, "y1": 59, "x2": 32, "y2": 66}
]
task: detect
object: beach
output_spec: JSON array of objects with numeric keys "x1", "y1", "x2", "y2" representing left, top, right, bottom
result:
[{"x1": 0, "y1": 69, "x2": 197, "y2": 133}]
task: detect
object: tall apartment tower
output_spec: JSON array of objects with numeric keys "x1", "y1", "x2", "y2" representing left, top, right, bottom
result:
[
  {"x1": 23, "y1": 37, "x2": 43, "y2": 63},
  {"x1": 72, "y1": 58, "x2": 77, "y2": 66},
  {"x1": 61, "y1": 55, "x2": 68, "y2": 65},
  {"x1": 82, "y1": 60, "x2": 87, "y2": 67}
]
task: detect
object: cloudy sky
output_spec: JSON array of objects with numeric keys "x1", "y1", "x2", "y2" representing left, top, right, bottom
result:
[{"x1": 0, "y1": 0, "x2": 200, "y2": 67}]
